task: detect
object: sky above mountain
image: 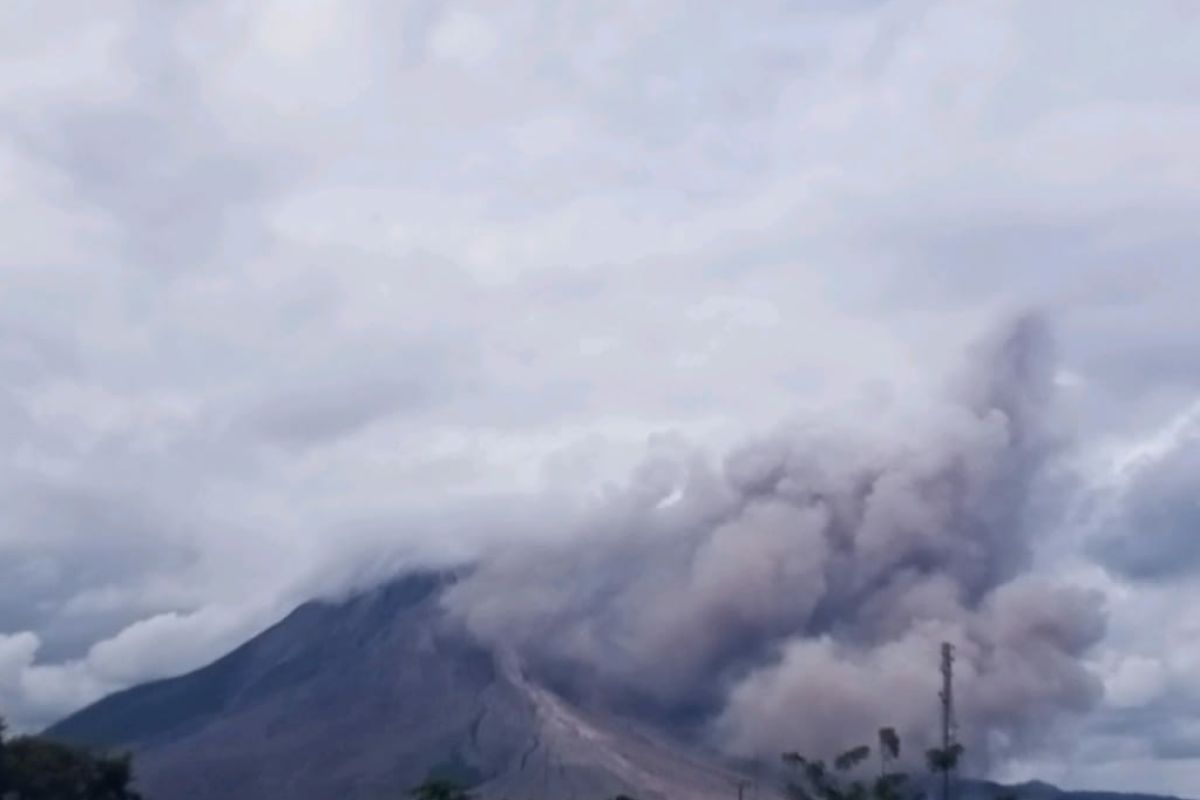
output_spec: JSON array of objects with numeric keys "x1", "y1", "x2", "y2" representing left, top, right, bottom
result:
[{"x1": 1, "y1": 1, "x2": 1199, "y2": 794}]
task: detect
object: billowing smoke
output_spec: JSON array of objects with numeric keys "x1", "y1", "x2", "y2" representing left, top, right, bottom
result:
[{"x1": 443, "y1": 314, "x2": 1105, "y2": 769}]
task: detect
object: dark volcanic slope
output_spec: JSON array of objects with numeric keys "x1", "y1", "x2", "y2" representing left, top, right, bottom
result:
[{"x1": 48, "y1": 572, "x2": 751, "y2": 800}]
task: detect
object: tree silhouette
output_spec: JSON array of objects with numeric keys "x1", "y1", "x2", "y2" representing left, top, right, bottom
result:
[
  {"x1": 782, "y1": 747, "x2": 871, "y2": 800},
  {"x1": 925, "y1": 741, "x2": 963, "y2": 800},
  {"x1": 0, "y1": 713, "x2": 8, "y2": 798},
  {"x1": 783, "y1": 729, "x2": 923, "y2": 800},
  {"x1": 878, "y1": 728, "x2": 900, "y2": 767},
  {"x1": 410, "y1": 777, "x2": 473, "y2": 800},
  {"x1": 1, "y1": 735, "x2": 141, "y2": 800}
]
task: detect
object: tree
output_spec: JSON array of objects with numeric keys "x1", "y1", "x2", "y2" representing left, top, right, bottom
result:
[
  {"x1": 89, "y1": 752, "x2": 139, "y2": 800},
  {"x1": 924, "y1": 741, "x2": 963, "y2": 800},
  {"x1": 782, "y1": 747, "x2": 870, "y2": 800},
  {"x1": 878, "y1": 728, "x2": 900, "y2": 771},
  {"x1": 0, "y1": 713, "x2": 8, "y2": 798},
  {"x1": 874, "y1": 728, "x2": 906, "y2": 800},
  {"x1": 0, "y1": 734, "x2": 141, "y2": 800},
  {"x1": 410, "y1": 778, "x2": 473, "y2": 800},
  {"x1": 783, "y1": 730, "x2": 922, "y2": 800}
]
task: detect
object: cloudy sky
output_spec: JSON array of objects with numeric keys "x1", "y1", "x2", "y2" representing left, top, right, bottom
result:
[{"x1": 1, "y1": 0, "x2": 1199, "y2": 793}]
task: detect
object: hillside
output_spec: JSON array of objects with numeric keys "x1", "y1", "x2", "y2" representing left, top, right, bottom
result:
[{"x1": 48, "y1": 572, "x2": 755, "y2": 800}]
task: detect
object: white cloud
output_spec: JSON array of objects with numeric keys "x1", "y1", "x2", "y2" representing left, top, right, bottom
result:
[
  {"x1": 85, "y1": 606, "x2": 273, "y2": 687},
  {"x1": 0, "y1": 604, "x2": 281, "y2": 730},
  {"x1": 0, "y1": 632, "x2": 106, "y2": 727},
  {"x1": 429, "y1": 10, "x2": 499, "y2": 67},
  {"x1": 1104, "y1": 655, "x2": 1169, "y2": 710}
]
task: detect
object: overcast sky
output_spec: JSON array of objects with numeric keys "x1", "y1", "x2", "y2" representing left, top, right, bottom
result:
[{"x1": 2, "y1": 0, "x2": 1200, "y2": 794}]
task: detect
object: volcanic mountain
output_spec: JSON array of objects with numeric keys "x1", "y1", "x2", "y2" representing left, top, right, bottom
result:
[
  {"x1": 47, "y1": 571, "x2": 760, "y2": 800},
  {"x1": 47, "y1": 571, "x2": 1187, "y2": 800}
]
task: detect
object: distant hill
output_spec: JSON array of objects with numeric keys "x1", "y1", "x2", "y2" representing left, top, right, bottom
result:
[
  {"x1": 46, "y1": 572, "x2": 1189, "y2": 800},
  {"x1": 958, "y1": 779, "x2": 1186, "y2": 800}
]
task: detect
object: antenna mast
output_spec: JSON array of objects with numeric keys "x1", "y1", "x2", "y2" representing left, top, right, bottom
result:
[{"x1": 938, "y1": 642, "x2": 957, "y2": 800}]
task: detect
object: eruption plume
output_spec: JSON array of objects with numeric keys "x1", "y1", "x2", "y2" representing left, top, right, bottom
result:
[{"x1": 444, "y1": 314, "x2": 1105, "y2": 769}]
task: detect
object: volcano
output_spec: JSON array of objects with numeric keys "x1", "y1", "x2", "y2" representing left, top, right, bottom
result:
[
  {"x1": 46, "y1": 571, "x2": 1187, "y2": 800},
  {"x1": 47, "y1": 572, "x2": 760, "y2": 800}
]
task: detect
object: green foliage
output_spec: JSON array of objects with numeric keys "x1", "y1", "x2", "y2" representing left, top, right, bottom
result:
[
  {"x1": 872, "y1": 773, "x2": 909, "y2": 800},
  {"x1": 784, "y1": 730, "x2": 923, "y2": 800},
  {"x1": 878, "y1": 728, "x2": 900, "y2": 762},
  {"x1": 1, "y1": 734, "x2": 141, "y2": 800},
  {"x1": 782, "y1": 748, "x2": 870, "y2": 800},
  {"x1": 835, "y1": 746, "x2": 871, "y2": 772},
  {"x1": 410, "y1": 777, "x2": 473, "y2": 800},
  {"x1": 924, "y1": 743, "x2": 963, "y2": 774}
]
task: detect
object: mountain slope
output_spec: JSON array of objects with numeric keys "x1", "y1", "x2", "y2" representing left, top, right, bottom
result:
[{"x1": 48, "y1": 572, "x2": 753, "y2": 800}]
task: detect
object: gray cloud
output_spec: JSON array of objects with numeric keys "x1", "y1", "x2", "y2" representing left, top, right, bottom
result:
[
  {"x1": 245, "y1": 376, "x2": 432, "y2": 446},
  {"x1": 40, "y1": 108, "x2": 269, "y2": 272},
  {"x1": 0, "y1": 474, "x2": 210, "y2": 662},
  {"x1": 1090, "y1": 426, "x2": 1200, "y2": 580},
  {"x1": 237, "y1": 337, "x2": 473, "y2": 447}
]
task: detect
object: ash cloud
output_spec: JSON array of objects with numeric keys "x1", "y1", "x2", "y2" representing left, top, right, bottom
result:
[{"x1": 444, "y1": 314, "x2": 1105, "y2": 767}]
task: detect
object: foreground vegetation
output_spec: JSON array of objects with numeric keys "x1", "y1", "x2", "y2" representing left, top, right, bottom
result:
[
  {"x1": 406, "y1": 723, "x2": 993, "y2": 800},
  {"x1": 0, "y1": 716, "x2": 142, "y2": 800}
]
